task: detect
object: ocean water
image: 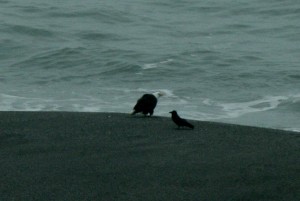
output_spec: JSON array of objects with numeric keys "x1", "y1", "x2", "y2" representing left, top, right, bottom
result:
[{"x1": 1, "y1": 0, "x2": 300, "y2": 132}]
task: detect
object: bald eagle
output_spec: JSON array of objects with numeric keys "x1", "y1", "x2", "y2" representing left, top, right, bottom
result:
[{"x1": 131, "y1": 92, "x2": 164, "y2": 116}]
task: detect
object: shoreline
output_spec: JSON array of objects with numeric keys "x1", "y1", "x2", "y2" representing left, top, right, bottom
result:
[
  {"x1": 1, "y1": 111, "x2": 299, "y2": 200},
  {"x1": 1, "y1": 110, "x2": 299, "y2": 133}
]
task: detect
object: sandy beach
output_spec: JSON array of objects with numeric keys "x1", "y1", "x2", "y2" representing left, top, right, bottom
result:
[{"x1": 0, "y1": 111, "x2": 299, "y2": 201}]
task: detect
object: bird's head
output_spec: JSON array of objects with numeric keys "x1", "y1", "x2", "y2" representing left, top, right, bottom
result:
[
  {"x1": 152, "y1": 91, "x2": 165, "y2": 98},
  {"x1": 169, "y1": 110, "x2": 177, "y2": 114}
]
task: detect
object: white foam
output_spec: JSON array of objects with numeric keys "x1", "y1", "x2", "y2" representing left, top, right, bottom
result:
[
  {"x1": 284, "y1": 128, "x2": 300, "y2": 133},
  {"x1": 159, "y1": 59, "x2": 173, "y2": 64},
  {"x1": 190, "y1": 95, "x2": 299, "y2": 122},
  {"x1": 141, "y1": 58, "x2": 173, "y2": 70},
  {"x1": 142, "y1": 63, "x2": 158, "y2": 70},
  {"x1": 202, "y1": 98, "x2": 215, "y2": 106},
  {"x1": 218, "y1": 95, "x2": 287, "y2": 118}
]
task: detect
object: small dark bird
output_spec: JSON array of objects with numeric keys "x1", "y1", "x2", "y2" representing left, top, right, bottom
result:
[
  {"x1": 169, "y1": 110, "x2": 194, "y2": 129},
  {"x1": 131, "y1": 92, "x2": 164, "y2": 116}
]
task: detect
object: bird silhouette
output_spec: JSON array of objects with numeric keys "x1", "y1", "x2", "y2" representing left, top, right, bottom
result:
[
  {"x1": 131, "y1": 92, "x2": 164, "y2": 116},
  {"x1": 169, "y1": 110, "x2": 194, "y2": 129}
]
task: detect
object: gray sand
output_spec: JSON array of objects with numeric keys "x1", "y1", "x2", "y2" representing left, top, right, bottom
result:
[{"x1": 0, "y1": 112, "x2": 299, "y2": 201}]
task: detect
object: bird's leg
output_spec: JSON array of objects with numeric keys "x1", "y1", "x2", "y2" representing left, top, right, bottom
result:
[{"x1": 149, "y1": 111, "x2": 154, "y2": 116}]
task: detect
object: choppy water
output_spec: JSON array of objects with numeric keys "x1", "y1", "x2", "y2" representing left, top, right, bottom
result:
[{"x1": 1, "y1": 0, "x2": 300, "y2": 132}]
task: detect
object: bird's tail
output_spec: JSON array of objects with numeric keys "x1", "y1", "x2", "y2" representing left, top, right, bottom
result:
[{"x1": 187, "y1": 122, "x2": 194, "y2": 129}]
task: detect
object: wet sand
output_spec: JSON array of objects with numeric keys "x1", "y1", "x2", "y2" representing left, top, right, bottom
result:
[{"x1": 0, "y1": 112, "x2": 299, "y2": 201}]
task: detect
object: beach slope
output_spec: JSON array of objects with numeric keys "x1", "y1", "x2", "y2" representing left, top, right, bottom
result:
[{"x1": 0, "y1": 112, "x2": 299, "y2": 201}]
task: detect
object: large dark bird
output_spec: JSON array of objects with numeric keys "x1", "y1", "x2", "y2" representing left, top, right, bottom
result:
[
  {"x1": 131, "y1": 92, "x2": 164, "y2": 116},
  {"x1": 169, "y1": 110, "x2": 194, "y2": 129}
]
